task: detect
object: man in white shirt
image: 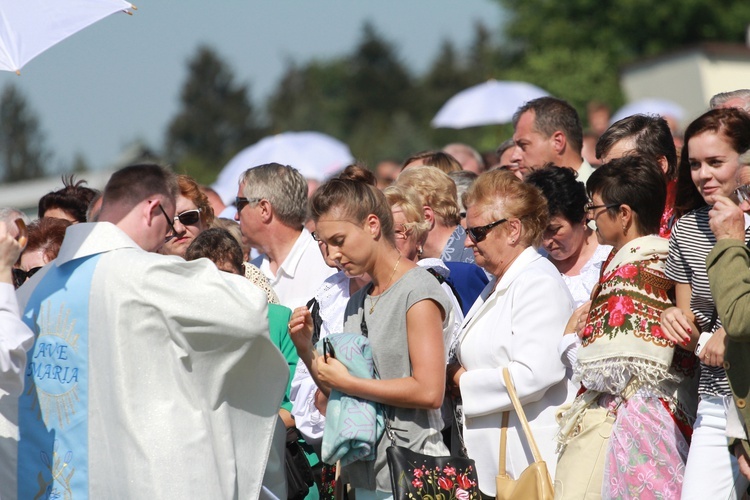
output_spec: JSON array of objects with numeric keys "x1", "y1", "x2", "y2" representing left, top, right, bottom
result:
[
  {"x1": 236, "y1": 163, "x2": 335, "y2": 309},
  {"x1": 510, "y1": 96, "x2": 594, "y2": 183}
]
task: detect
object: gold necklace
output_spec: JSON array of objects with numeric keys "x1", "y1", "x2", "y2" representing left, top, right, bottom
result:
[{"x1": 369, "y1": 254, "x2": 402, "y2": 314}]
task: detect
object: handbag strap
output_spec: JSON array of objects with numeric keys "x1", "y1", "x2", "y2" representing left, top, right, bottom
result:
[
  {"x1": 502, "y1": 367, "x2": 545, "y2": 464},
  {"x1": 498, "y1": 411, "x2": 509, "y2": 476}
]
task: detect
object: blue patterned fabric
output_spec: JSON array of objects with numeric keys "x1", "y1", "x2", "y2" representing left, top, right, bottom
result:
[
  {"x1": 441, "y1": 225, "x2": 476, "y2": 264},
  {"x1": 317, "y1": 333, "x2": 384, "y2": 466}
]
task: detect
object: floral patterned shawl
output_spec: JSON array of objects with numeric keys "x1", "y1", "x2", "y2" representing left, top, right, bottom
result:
[{"x1": 575, "y1": 235, "x2": 676, "y2": 396}]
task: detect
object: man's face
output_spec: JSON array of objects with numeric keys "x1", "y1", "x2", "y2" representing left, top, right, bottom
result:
[
  {"x1": 511, "y1": 111, "x2": 556, "y2": 176},
  {"x1": 235, "y1": 183, "x2": 260, "y2": 249},
  {"x1": 149, "y1": 199, "x2": 176, "y2": 253}
]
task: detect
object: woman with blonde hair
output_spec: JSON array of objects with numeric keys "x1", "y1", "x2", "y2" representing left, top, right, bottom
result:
[
  {"x1": 289, "y1": 178, "x2": 455, "y2": 499},
  {"x1": 447, "y1": 170, "x2": 575, "y2": 497}
]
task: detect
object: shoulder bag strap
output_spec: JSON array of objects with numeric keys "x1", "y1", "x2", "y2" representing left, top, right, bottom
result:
[
  {"x1": 502, "y1": 367, "x2": 545, "y2": 464},
  {"x1": 498, "y1": 411, "x2": 509, "y2": 477}
]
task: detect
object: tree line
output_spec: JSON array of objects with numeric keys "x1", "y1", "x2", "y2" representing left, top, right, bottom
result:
[{"x1": 2, "y1": 0, "x2": 748, "y2": 183}]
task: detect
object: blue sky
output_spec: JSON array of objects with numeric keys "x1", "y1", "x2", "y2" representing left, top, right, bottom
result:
[{"x1": 0, "y1": 1, "x2": 503, "y2": 177}]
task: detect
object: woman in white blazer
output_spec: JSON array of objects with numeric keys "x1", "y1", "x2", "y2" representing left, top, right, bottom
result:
[{"x1": 448, "y1": 170, "x2": 576, "y2": 497}]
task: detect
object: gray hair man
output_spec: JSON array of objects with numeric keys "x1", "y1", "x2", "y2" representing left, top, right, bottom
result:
[
  {"x1": 235, "y1": 162, "x2": 335, "y2": 309},
  {"x1": 710, "y1": 89, "x2": 750, "y2": 113}
]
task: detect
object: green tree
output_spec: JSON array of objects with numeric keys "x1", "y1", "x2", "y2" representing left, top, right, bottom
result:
[
  {"x1": 0, "y1": 84, "x2": 50, "y2": 182},
  {"x1": 165, "y1": 45, "x2": 264, "y2": 184}
]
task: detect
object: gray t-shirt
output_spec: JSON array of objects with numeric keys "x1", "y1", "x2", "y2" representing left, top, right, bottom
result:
[{"x1": 341, "y1": 266, "x2": 452, "y2": 491}]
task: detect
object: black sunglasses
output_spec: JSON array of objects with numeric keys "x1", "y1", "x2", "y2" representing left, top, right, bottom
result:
[
  {"x1": 158, "y1": 204, "x2": 178, "y2": 242},
  {"x1": 234, "y1": 197, "x2": 262, "y2": 212},
  {"x1": 467, "y1": 218, "x2": 508, "y2": 243},
  {"x1": 12, "y1": 267, "x2": 42, "y2": 288},
  {"x1": 173, "y1": 209, "x2": 201, "y2": 226}
]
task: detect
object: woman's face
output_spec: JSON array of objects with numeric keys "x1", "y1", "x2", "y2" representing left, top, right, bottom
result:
[
  {"x1": 391, "y1": 207, "x2": 419, "y2": 262},
  {"x1": 688, "y1": 130, "x2": 741, "y2": 205},
  {"x1": 314, "y1": 212, "x2": 374, "y2": 277},
  {"x1": 160, "y1": 195, "x2": 206, "y2": 257},
  {"x1": 20, "y1": 248, "x2": 47, "y2": 272},
  {"x1": 588, "y1": 193, "x2": 620, "y2": 248},
  {"x1": 542, "y1": 215, "x2": 587, "y2": 262},
  {"x1": 463, "y1": 204, "x2": 512, "y2": 277}
]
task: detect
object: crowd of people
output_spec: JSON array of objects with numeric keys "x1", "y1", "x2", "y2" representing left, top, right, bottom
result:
[{"x1": 2, "y1": 89, "x2": 750, "y2": 499}]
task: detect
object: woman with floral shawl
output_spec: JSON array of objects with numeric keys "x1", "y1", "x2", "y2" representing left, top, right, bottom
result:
[{"x1": 555, "y1": 156, "x2": 690, "y2": 499}]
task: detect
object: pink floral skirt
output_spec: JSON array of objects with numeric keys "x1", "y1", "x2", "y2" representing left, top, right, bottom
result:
[{"x1": 600, "y1": 394, "x2": 689, "y2": 499}]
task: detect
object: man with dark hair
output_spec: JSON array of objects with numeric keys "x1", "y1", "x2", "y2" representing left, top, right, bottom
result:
[
  {"x1": 596, "y1": 114, "x2": 678, "y2": 237},
  {"x1": 38, "y1": 175, "x2": 99, "y2": 223},
  {"x1": 510, "y1": 96, "x2": 593, "y2": 182},
  {"x1": 1, "y1": 163, "x2": 288, "y2": 498},
  {"x1": 237, "y1": 163, "x2": 335, "y2": 309}
]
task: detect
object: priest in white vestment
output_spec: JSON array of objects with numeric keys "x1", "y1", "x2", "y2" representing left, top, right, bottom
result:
[{"x1": 0, "y1": 165, "x2": 288, "y2": 499}]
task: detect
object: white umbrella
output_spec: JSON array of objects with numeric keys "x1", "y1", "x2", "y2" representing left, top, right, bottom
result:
[
  {"x1": 431, "y1": 80, "x2": 550, "y2": 129},
  {"x1": 212, "y1": 131, "x2": 355, "y2": 204},
  {"x1": 610, "y1": 98, "x2": 686, "y2": 125},
  {"x1": 0, "y1": 0, "x2": 134, "y2": 74}
]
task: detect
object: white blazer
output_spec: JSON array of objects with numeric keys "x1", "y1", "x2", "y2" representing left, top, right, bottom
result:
[{"x1": 457, "y1": 247, "x2": 576, "y2": 496}]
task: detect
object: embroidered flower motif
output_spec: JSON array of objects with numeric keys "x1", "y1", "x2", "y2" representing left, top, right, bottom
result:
[
  {"x1": 457, "y1": 473, "x2": 474, "y2": 490},
  {"x1": 582, "y1": 324, "x2": 594, "y2": 339},
  {"x1": 615, "y1": 264, "x2": 638, "y2": 279},
  {"x1": 650, "y1": 325, "x2": 666, "y2": 339},
  {"x1": 456, "y1": 488, "x2": 470, "y2": 500},
  {"x1": 413, "y1": 468, "x2": 424, "y2": 478},
  {"x1": 443, "y1": 465, "x2": 456, "y2": 476},
  {"x1": 609, "y1": 310, "x2": 625, "y2": 327},
  {"x1": 412, "y1": 478, "x2": 423, "y2": 488},
  {"x1": 438, "y1": 476, "x2": 454, "y2": 490}
]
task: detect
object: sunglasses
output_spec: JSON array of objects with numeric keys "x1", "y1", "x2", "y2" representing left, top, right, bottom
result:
[
  {"x1": 12, "y1": 267, "x2": 42, "y2": 288},
  {"x1": 467, "y1": 218, "x2": 508, "y2": 243},
  {"x1": 158, "y1": 204, "x2": 178, "y2": 242},
  {"x1": 173, "y1": 209, "x2": 202, "y2": 226},
  {"x1": 234, "y1": 197, "x2": 262, "y2": 212}
]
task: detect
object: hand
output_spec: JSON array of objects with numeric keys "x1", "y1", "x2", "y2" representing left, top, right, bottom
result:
[
  {"x1": 709, "y1": 195, "x2": 746, "y2": 241},
  {"x1": 564, "y1": 301, "x2": 591, "y2": 338},
  {"x1": 0, "y1": 221, "x2": 26, "y2": 285},
  {"x1": 660, "y1": 307, "x2": 697, "y2": 348},
  {"x1": 288, "y1": 306, "x2": 314, "y2": 353},
  {"x1": 700, "y1": 327, "x2": 728, "y2": 367},
  {"x1": 734, "y1": 442, "x2": 750, "y2": 481},
  {"x1": 446, "y1": 361, "x2": 466, "y2": 397},
  {"x1": 316, "y1": 356, "x2": 353, "y2": 392},
  {"x1": 313, "y1": 388, "x2": 329, "y2": 416}
]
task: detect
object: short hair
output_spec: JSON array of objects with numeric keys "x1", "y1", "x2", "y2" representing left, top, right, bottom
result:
[
  {"x1": 338, "y1": 163, "x2": 377, "y2": 186},
  {"x1": 463, "y1": 169, "x2": 548, "y2": 247},
  {"x1": 402, "y1": 150, "x2": 462, "y2": 174},
  {"x1": 25, "y1": 217, "x2": 72, "y2": 263},
  {"x1": 185, "y1": 228, "x2": 244, "y2": 275},
  {"x1": 448, "y1": 170, "x2": 478, "y2": 215},
  {"x1": 443, "y1": 143, "x2": 485, "y2": 171},
  {"x1": 240, "y1": 163, "x2": 307, "y2": 229},
  {"x1": 595, "y1": 114, "x2": 678, "y2": 179},
  {"x1": 383, "y1": 184, "x2": 430, "y2": 244},
  {"x1": 38, "y1": 175, "x2": 99, "y2": 222},
  {"x1": 310, "y1": 178, "x2": 395, "y2": 243},
  {"x1": 178, "y1": 175, "x2": 215, "y2": 227},
  {"x1": 86, "y1": 192, "x2": 103, "y2": 222},
  {"x1": 525, "y1": 165, "x2": 588, "y2": 224},
  {"x1": 675, "y1": 108, "x2": 750, "y2": 216},
  {"x1": 587, "y1": 155, "x2": 666, "y2": 236},
  {"x1": 512, "y1": 97, "x2": 584, "y2": 155},
  {"x1": 396, "y1": 166, "x2": 460, "y2": 226},
  {"x1": 496, "y1": 138, "x2": 516, "y2": 158},
  {"x1": 102, "y1": 164, "x2": 178, "y2": 213},
  {"x1": 0, "y1": 208, "x2": 30, "y2": 227},
  {"x1": 710, "y1": 89, "x2": 750, "y2": 113}
]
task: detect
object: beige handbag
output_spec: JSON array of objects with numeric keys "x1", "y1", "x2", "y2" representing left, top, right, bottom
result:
[{"x1": 495, "y1": 367, "x2": 555, "y2": 500}]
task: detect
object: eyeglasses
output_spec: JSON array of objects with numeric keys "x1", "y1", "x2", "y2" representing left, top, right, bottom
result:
[
  {"x1": 736, "y1": 184, "x2": 750, "y2": 203},
  {"x1": 311, "y1": 231, "x2": 320, "y2": 242},
  {"x1": 173, "y1": 209, "x2": 201, "y2": 226},
  {"x1": 158, "y1": 204, "x2": 178, "y2": 242},
  {"x1": 466, "y1": 218, "x2": 508, "y2": 243},
  {"x1": 234, "y1": 197, "x2": 262, "y2": 212},
  {"x1": 394, "y1": 223, "x2": 411, "y2": 240},
  {"x1": 12, "y1": 267, "x2": 42, "y2": 288},
  {"x1": 584, "y1": 202, "x2": 621, "y2": 213}
]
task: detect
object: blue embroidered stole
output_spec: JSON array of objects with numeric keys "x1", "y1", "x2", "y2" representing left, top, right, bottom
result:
[{"x1": 20, "y1": 254, "x2": 100, "y2": 499}]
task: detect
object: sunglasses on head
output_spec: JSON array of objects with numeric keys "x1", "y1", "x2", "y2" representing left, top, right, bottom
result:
[
  {"x1": 173, "y1": 209, "x2": 202, "y2": 226},
  {"x1": 466, "y1": 218, "x2": 508, "y2": 243},
  {"x1": 12, "y1": 267, "x2": 42, "y2": 288}
]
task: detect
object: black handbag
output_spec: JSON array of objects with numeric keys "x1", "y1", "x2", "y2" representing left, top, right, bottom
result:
[
  {"x1": 386, "y1": 444, "x2": 481, "y2": 499},
  {"x1": 285, "y1": 427, "x2": 315, "y2": 500}
]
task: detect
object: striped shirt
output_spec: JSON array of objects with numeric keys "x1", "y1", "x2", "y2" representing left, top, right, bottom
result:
[{"x1": 665, "y1": 206, "x2": 750, "y2": 397}]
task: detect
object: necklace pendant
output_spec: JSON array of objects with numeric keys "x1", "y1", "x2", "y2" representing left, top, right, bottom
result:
[{"x1": 369, "y1": 305, "x2": 375, "y2": 315}]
